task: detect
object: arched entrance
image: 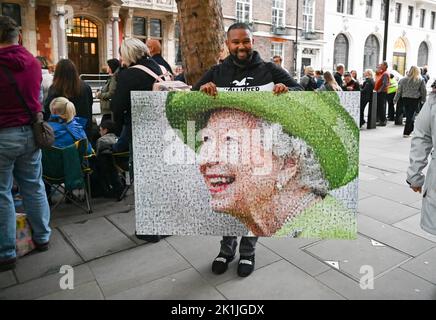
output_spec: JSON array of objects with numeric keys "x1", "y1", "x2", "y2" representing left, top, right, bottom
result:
[
  {"x1": 417, "y1": 41, "x2": 429, "y2": 67},
  {"x1": 363, "y1": 35, "x2": 380, "y2": 71},
  {"x1": 392, "y1": 38, "x2": 407, "y2": 76},
  {"x1": 66, "y1": 17, "x2": 99, "y2": 74},
  {"x1": 333, "y1": 33, "x2": 349, "y2": 70}
]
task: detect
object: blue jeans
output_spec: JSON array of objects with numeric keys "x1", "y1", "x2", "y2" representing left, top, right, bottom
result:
[{"x1": 0, "y1": 126, "x2": 51, "y2": 260}]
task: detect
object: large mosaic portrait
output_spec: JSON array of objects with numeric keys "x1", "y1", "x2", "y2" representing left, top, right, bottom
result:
[{"x1": 133, "y1": 91, "x2": 359, "y2": 239}]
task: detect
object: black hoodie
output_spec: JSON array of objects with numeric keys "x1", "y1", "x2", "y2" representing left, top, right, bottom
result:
[{"x1": 192, "y1": 51, "x2": 302, "y2": 92}]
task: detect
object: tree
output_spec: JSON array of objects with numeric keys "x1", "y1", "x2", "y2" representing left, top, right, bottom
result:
[{"x1": 175, "y1": 0, "x2": 225, "y2": 85}]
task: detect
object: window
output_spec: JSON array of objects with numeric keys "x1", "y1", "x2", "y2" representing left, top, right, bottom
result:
[
  {"x1": 420, "y1": 9, "x2": 426, "y2": 28},
  {"x1": 380, "y1": 0, "x2": 386, "y2": 21},
  {"x1": 407, "y1": 6, "x2": 414, "y2": 26},
  {"x1": 418, "y1": 42, "x2": 429, "y2": 66},
  {"x1": 132, "y1": 17, "x2": 162, "y2": 42},
  {"x1": 272, "y1": 0, "x2": 285, "y2": 27},
  {"x1": 334, "y1": 33, "x2": 349, "y2": 70},
  {"x1": 395, "y1": 3, "x2": 402, "y2": 24},
  {"x1": 271, "y1": 42, "x2": 284, "y2": 61},
  {"x1": 150, "y1": 18, "x2": 162, "y2": 37},
  {"x1": 347, "y1": 0, "x2": 354, "y2": 15},
  {"x1": 1, "y1": 3, "x2": 21, "y2": 26},
  {"x1": 363, "y1": 35, "x2": 380, "y2": 71},
  {"x1": 66, "y1": 17, "x2": 98, "y2": 38},
  {"x1": 133, "y1": 17, "x2": 147, "y2": 37},
  {"x1": 337, "y1": 0, "x2": 345, "y2": 13},
  {"x1": 303, "y1": 0, "x2": 315, "y2": 32},
  {"x1": 236, "y1": 0, "x2": 251, "y2": 23},
  {"x1": 366, "y1": 0, "x2": 373, "y2": 18},
  {"x1": 431, "y1": 11, "x2": 435, "y2": 30}
]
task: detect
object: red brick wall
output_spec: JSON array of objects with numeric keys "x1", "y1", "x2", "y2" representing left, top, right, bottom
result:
[{"x1": 36, "y1": 6, "x2": 52, "y2": 62}]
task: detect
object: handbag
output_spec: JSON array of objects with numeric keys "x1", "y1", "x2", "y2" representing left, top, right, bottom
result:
[{"x1": 1, "y1": 66, "x2": 55, "y2": 148}]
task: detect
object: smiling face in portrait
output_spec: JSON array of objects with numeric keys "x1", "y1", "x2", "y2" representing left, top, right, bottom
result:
[
  {"x1": 198, "y1": 109, "x2": 285, "y2": 219},
  {"x1": 226, "y1": 28, "x2": 254, "y2": 62}
]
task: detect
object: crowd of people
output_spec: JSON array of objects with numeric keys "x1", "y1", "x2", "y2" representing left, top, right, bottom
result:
[
  {"x1": 286, "y1": 60, "x2": 430, "y2": 138},
  {"x1": 1, "y1": 15, "x2": 434, "y2": 279}
]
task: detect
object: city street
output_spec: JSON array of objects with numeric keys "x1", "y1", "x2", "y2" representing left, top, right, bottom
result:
[{"x1": 0, "y1": 122, "x2": 435, "y2": 300}]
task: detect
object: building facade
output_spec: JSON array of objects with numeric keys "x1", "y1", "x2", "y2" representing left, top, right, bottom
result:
[
  {"x1": 2, "y1": 0, "x2": 326, "y2": 76},
  {"x1": 324, "y1": 0, "x2": 436, "y2": 77},
  {"x1": 221, "y1": 0, "x2": 325, "y2": 76},
  {"x1": 1, "y1": 0, "x2": 179, "y2": 74}
]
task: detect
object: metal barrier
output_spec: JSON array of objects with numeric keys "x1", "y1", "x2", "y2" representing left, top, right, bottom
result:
[{"x1": 80, "y1": 74, "x2": 111, "y2": 116}]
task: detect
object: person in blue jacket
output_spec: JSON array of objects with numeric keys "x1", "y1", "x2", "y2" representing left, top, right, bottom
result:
[{"x1": 47, "y1": 97, "x2": 93, "y2": 155}]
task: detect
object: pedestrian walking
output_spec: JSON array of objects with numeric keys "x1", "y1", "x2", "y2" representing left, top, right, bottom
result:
[
  {"x1": 406, "y1": 81, "x2": 436, "y2": 236},
  {"x1": 394, "y1": 66, "x2": 427, "y2": 137}
]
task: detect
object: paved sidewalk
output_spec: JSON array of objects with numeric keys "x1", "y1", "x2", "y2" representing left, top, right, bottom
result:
[{"x1": 1, "y1": 123, "x2": 436, "y2": 300}]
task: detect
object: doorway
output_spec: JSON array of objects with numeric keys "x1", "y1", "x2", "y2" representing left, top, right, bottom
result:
[
  {"x1": 67, "y1": 17, "x2": 99, "y2": 74},
  {"x1": 392, "y1": 38, "x2": 407, "y2": 76}
]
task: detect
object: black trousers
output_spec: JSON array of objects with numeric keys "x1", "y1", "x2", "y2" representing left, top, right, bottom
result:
[
  {"x1": 376, "y1": 92, "x2": 387, "y2": 123},
  {"x1": 360, "y1": 97, "x2": 372, "y2": 127},
  {"x1": 387, "y1": 92, "x2": 396, "y2": 120},
  {"x1": 402, "y1": 97, "x2": 420, "y2": 135}
]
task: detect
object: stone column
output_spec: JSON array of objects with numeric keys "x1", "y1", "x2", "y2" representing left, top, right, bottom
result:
[
  {"x1": 124, "y1": 8, "x2": 134, "y2": 39},
  {"x1": 50, "y1": 0, "x2": 68, "y2": 61},
  {"x1": 57, "y1": 9, "x2": 67, "y2": 59},
  {"x1": 112, "y1": 17, "x2": 120, "y2": 59},
  {"x1": 165, "y1": 14, "x2": 177, "y2": 67},
  {"x1": 25, "y1": 0, "x2": 38, "y2": 55}
]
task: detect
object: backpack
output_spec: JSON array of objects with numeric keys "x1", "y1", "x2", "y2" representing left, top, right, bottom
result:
[
  {"x1": 305, "y1": 76, "x2": 318, "y2": 91},
  {"x1": 130, "y1": 65, "x2": 190, "y2": 91}
]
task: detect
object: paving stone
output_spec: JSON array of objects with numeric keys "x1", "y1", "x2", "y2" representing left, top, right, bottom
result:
[
  {"x1": 37, "y1": 281, "x2": 104, "y2": 300},
  {"x1": 108, "y1": 268, "x2": 225, "y2": 300},
  {"x1": 165, "y1": 236, "x2": 281, "y2": 286},
  {"x1": 316, "y1": 268, "x2": 436, "y2": 300},
  {"x1": 14, "y1": 229, "x2": 83, "y2": 283},
  {"x1": 0, "y1": 264, "x2": 95, "y2": 300},
  {"x1": 358, "y1": 215, "x2": 436, "y2": 256},
  {"x1": 358, "y1": 196, "x2": 419, "y2": 224},
  {"x1": 358, "y1": 190, "x2": 372, "y2": 200},
  {"x1": 401, "y1": 247, "x2": 436, "y2": 285},
  {"x1": 106, "y1": 210, "x2": 145, "y2": 245},
  {"x1": 305, "y1": 235, "x2": 410, "y2": 280},
  {"x1": 0, "y1": 271, "x2": 16, "y2": 290},
  {"x1": 359, "y1": 179, "x2": 421, "y2": 205},
  {"x1": 379, "y1": 172, "x2": 411, "y2": 186},
  {"x1": 59, "y1": 217, "x2": 136, "y2": 261},
  {"x1": 408, "y1": 200, "x2": 422, "y2": 210},
  {"x1": 216, "y1": 260, "x2": 344, "y2": 300},
  {"x1": 259, "y1": 238, "x2": 329, "y2": 276},
  {"x1": 393, "y1": 214, "x2": 436, "y2": 243},
  {"x1": 359, "y1": 165, "x2": 397, "y2": 181},
  {"x1": 362, "y1": 157, "x2": 409, "y2": 173},
  {"x1": 50, "y1": 198, "x2": 134, "y2": 228},
  {"x1": 89, "y1": 241, "x2": 190, "y2": 297}
]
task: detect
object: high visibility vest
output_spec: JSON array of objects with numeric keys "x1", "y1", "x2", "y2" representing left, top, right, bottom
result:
[{"x1": 387, "y1": 77, "x2": 398, "y2": 94}]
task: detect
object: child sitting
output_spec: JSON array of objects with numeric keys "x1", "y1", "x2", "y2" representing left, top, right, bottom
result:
[
  {"x1": 48, "y1": 97, "x2": 93, "y2": 156},
  {"x1": 93, "y1": 120, "x2": 124, "y2": 199}
]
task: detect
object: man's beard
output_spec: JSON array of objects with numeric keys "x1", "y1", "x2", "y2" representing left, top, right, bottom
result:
[{"x1": 230, "y1": 49, "x2": 253, "y2": 67}]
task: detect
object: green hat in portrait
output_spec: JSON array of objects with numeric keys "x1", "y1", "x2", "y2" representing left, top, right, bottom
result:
[{"x1": 165, "y1": 91, "x2": 359, "y2": 190}]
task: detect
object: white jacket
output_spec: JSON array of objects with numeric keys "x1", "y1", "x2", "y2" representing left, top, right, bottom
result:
[{"x1": 407, "y1": 92, "x2": 436, "y2": 235}]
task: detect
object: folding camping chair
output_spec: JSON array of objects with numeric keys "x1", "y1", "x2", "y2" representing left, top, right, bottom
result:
[
  {"x1": 112, "y1": 150, "x2": 133, "y2": 201},
  {"x1": 42, "y1": 139, "x2": 93, "y2": 214}
]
